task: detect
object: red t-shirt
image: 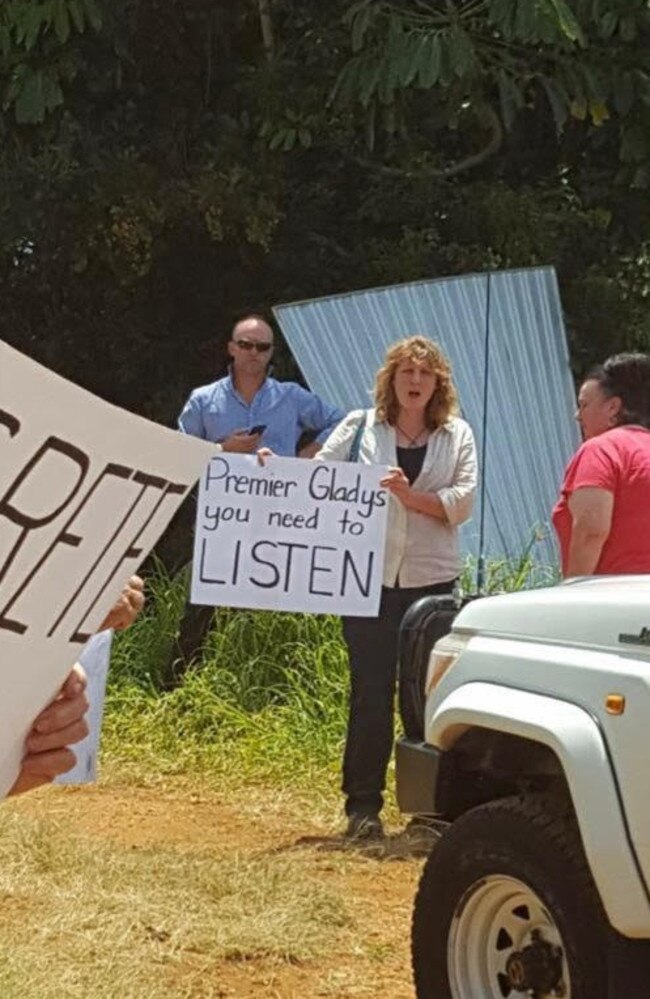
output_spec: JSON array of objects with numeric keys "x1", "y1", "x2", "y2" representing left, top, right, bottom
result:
[{"x1": 552, "y1": 426, "x2": 650, "y2": 575}]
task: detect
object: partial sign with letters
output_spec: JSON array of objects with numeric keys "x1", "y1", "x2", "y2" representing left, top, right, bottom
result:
[
  {"x1": 0, "y1": 341, "x2": 216, "y2": 797},
  {"x1": 191, "y1": 454, "x2": 389, "y2": 616}
]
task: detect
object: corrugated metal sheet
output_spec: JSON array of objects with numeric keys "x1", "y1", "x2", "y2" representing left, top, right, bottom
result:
[{"x1": 274, "y1": 267, "x2": 580, "y2": 570}]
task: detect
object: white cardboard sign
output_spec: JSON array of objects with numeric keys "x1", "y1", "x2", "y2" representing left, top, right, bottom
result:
[
  {"x1": 55, "y1": 630, "x2": 113, "y2": 785},
  {"x1": 0, "y1": 341, "x2": 216, "y2": 797},
  {"x1": 191, "y1": 454, "x2": 389, "y2": 616}
]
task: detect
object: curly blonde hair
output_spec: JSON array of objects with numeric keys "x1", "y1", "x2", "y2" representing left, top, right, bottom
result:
[{"x1": 374, "y1": 335, "x2": 458, "y2": 429}]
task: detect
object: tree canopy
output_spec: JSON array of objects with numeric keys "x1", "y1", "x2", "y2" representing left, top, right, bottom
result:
[{"x1": 1, "y1": 0, "x2": 648, "y2": 424}]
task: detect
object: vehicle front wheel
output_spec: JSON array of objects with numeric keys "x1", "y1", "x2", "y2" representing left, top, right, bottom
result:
[{"x1": 412, "y1": 794, "x2": 608, "y2": 999}]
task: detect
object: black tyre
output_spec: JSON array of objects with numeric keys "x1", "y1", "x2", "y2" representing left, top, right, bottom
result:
[
  {"x1": 412, "y1": 795, "x2": 609, "y2": 999},
  {"x1": 398, "y1": 595, "x2": 459, "y2": 740}
]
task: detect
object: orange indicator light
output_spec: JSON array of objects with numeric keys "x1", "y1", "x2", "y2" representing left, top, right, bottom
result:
[{"x1": 605, "y1": 694, "x2": 626, "y2": 716}]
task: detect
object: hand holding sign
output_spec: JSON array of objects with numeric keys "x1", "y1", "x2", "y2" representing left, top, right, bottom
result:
[
  {"x1": 0, "y1": 340, "x2": 217, "y2": 797},
  {"x1": 8, "y1": 664, "x2": 89, "y2": 797},
  {"x1": 99, "y1": 575, "x2": 144, "y2": 631}
]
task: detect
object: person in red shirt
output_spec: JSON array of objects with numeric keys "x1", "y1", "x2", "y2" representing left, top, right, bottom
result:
[{"x1": 552, "y1": 353, "x2": 650, "y2": 576}]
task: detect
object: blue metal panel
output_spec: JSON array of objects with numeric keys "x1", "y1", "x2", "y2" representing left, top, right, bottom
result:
[{"x1": 274, "y1": 267, "x2": 580, "y2": 570}]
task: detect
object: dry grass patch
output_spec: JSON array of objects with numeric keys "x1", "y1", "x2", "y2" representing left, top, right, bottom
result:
[{"x1": 0, "y1": 809, "x2": 350, "y2": 999}]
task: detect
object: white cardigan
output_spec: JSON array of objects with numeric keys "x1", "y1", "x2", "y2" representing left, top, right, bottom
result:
[{"x1": 317, "y1": 408, "x2": 478, "y2": 588}]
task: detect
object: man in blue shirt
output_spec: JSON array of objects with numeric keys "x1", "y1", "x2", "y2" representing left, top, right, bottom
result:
[
  {"x1": 171, "y1": 314, "x2": 344, "y2": 667},
  {"x1": 178, "y1": 315, "x2": 343, "y2": 457}
]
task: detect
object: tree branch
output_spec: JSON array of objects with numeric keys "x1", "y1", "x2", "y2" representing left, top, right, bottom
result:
[
  {"x1": 436, "y1": 102, "x2": 503, "y2": 177},
  {"x1": 353, "y1": 102, "x2": 504, "y2": 179}
]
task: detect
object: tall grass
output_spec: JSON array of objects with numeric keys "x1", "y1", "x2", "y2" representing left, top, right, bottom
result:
[
  {"x1": 105, "y1": 565, "x2": 349, "y2": 788},
  {"x1": 104, "y1": 552, "x2": 556, "y2": 789}
]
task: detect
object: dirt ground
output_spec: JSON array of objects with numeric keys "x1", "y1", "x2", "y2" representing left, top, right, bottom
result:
[{"x1": 12, "y1": 781, "x2": 430, "y2": 999}]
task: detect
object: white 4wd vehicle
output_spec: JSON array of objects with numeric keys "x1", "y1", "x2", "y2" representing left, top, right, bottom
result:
[{"x1": 396, "y1": 575, "x2": 650, "y2": 999}]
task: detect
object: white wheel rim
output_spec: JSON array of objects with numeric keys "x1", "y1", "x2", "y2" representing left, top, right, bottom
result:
[{"x1": 447, "y1": 875, "x2": 571, "y2": 999}]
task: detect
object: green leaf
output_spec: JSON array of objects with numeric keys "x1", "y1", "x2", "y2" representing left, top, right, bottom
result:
[
  {"x1": 547, "y1": 0, "x2": 584, "y2": 45},
  {"x1": 330, "y1": 60, "x2": 359, "y2": 106},
  {"x1": 82, "y1": 0, "x2": 102, "y2": 32},
  {"x1": 68, "y1": 0, "x2": 85, "y2": 33},
  {"x1": 437, "y1": 31, "x2": 454, "y2": 87},
  {"x1": 489, "y1": 0, "x2": 516, "y2": 39},
  {"x1": 599, "y1": 11, "x2": 618, "y2": 40},
  {"x1": 636, "y1": 72, "x2": 650, "y2": 109},
  {"x1": 514, "y1": 0, "x2": 535, "y2": 42},
  {"x1": 417, "y1": 34, "x2": 441, "y2": 90},
  {"x1": 378, "y1": 57, "x2": 398, "y2": 106},
  {"x1": 580, "y1": 64, "x2": 605, "y2": 104},
  {"x1": 449, "y1": 27, "x2": 475, "y2": 79},
  {"x1": 268, "y1": 128, "x2": 286, "y2": 151},
  {"x1": 541, "y1": 76, "x2": 569, "y2": 131},
  {"x1": 14, "y1": 69, "x2": 45, "y2": 124},
  {"x1": 282, "y1": 128, "x2": 296, "y2": 151},
  {"x1": 365, "y1": 101, "x2": 376, "y2": 151},
  {"x1": 397, "y1": 32, "x2": 424, "y2": 88},
  {"x1": 537, "y1": 3, "x2": 561, "y2": 45},
  {"x1": 619, "y1": 16, "x2": 637, "y2": 42},
  {"x1": 351, "y1": 4, "x2": 371, "y2": 54},
  {"x1": 20, "y1": 6, "x2": 45, "y2": 51},
  {"x1": 359, "y1": 59, "x2": 382, "y2": 107},
  {"x1": 613, "y1": 72, "x2": 635, "y2": 117},
  {"x1": 42, "y1": 68, "x2": 64, "y2": 112},
  {"x1": 54, "y1": 1, "x2": 71, "y2": 43},
  {"x1": 620, "y1": 125, "x2": 647, "y2": 163},
  {"x1": 343, "y1": 0, "x2": 372, "y2": 28}
]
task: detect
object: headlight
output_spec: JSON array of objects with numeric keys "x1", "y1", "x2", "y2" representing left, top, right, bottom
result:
[{"x1": 424, "y1": 632, "x2": 471, "y2": 695}]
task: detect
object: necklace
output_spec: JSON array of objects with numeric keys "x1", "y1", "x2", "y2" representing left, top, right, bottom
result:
[{"x1": 397, "y1": 424, "x2": 427, "y2": 448}]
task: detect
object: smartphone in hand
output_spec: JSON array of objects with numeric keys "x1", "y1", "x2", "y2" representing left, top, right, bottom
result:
[{"x1": 247, "y1": 424, "x2": 267, "y2": 435}]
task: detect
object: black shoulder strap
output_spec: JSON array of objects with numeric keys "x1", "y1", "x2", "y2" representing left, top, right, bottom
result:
[{"x1": 348, "y1": 411, "x2": 367, "y2": 462}]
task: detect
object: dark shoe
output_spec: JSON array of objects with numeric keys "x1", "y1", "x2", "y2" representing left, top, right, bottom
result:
[
  {"x1": 345, "y1": 813, "x2": 384, "y2": 841},
  {"x1": 403, "y1": 815, "x2": 444, "y2": 850}
]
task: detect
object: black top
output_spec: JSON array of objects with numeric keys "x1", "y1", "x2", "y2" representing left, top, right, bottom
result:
[{"x1": 397, "y1": 444, "x2": 427, "y2": 485}]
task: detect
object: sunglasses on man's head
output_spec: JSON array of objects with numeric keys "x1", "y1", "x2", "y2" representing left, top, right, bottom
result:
[{"x1": 233, "y1": 338, "x2": 273, "y2": 353}]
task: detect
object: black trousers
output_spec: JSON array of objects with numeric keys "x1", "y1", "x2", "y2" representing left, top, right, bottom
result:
[
  {"x1": 341, "y1": 580, "x2": 455, "y2": 818},
  {"x1": 163, "y1": 488, "x2": 214, "y2": 670}
]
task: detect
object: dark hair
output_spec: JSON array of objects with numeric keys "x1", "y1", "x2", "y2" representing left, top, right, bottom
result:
[{"x1": 587, "y1": 353, "x2": 650, "y2": 429}]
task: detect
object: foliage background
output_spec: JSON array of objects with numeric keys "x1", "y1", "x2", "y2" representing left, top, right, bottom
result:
[{"x1": 1, "y1": 0, "x2": 648, "y2": 435}]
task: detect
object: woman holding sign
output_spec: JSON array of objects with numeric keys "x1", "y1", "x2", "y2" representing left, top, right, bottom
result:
[{"x1": 317, "y1": 336, "x2": 477, "y2": 839}]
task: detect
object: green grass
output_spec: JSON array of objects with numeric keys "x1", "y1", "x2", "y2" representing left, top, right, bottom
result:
[
  {"x1": 105, "y1": 565, "x2": 349, "y2": 788},
  {"x1": 104, "y1": 551, "x2": 557, "y2": 790}
]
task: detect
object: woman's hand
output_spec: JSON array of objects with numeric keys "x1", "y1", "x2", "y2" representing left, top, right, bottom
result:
[
  {"x1": 380, "y1": 468, "x2": 448, "y2": 519},
  {"x1": 257, "y1": 447, "x2": 276, "y2": 466},
  {"x1": 99, "y1": 575, "x2": 145, "y2": 631},
  {"x1": 8, "y1": 665, "x2": 89, "y2": 797},
  {"x1": 380, "y1": 467, "x2": 412, "y2": 505}
]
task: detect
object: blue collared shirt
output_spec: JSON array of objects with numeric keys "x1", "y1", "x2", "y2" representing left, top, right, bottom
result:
[{"x1": 178, "y1": 373, "x2": 345, "y2": 456}]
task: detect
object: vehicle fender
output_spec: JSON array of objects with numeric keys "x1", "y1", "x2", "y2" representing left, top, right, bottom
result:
[{"x1": 427, "y1": 681, "x2": 650, "y2": 938}]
